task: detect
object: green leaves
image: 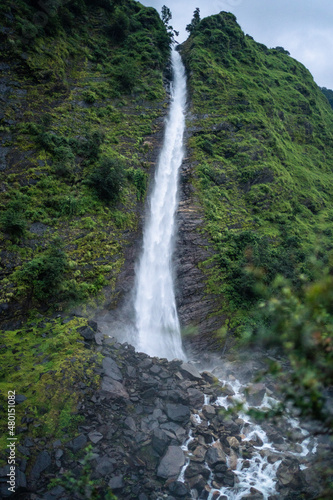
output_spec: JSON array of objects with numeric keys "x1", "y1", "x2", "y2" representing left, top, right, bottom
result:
[
  {"x1": 87, "y1": 157, "x2": 125, "y2": 203},
  {"x1": 14, "y1": 241, "x2": 68, "y2": 302}
]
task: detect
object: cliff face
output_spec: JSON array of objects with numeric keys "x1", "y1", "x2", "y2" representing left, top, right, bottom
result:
[{"x1": 178, "y1": 11, "x2": 333, "y2": 341}]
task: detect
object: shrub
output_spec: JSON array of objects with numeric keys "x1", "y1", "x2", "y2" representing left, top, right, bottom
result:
[
  {"x1": 115, "y1": 61, "x2": 138, "y2": 92},
  {"x1": 88, "y1": 158, "x2": 125, "y2": 202},
  {"x1": 0, "y1": 208, "x2": 27, "y2": 241},
  {"x1": 15, "y1": 242, "x2": 67, "y2": 302}
]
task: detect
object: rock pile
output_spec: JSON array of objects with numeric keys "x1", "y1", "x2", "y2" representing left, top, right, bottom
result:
[{"x1": 0, "y1": 331, "x2": 327, "y2": 499}]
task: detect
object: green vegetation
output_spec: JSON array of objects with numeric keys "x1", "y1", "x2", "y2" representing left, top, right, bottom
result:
[
  {"x1": 0, "y1": 316, "x2": 102, "y2": 458},
  {"x1": 0, "y1": 0, "x2": 171, "y2": 316},
  {"x1": 180, "y1": 12, "x2": 333, "y2": 334},
  {"x1": 88, "y1": 158, "x2": 125, "y2": 203}
]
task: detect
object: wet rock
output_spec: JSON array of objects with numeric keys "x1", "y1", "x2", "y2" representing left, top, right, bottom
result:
[
  {"x1": 186, "y1": 474, "x2": 207, "y2": 493},
  {"x1": 187, "y1": 388, "x2": 205, "y2": 407},
  {"x1": 101, "y1": 377, "x2": 129, "y2": 399},
  {"x1": 102, "y1": 357, "x2": 123, "y2": 381},
  {"x1": 30, "y1": 451, "x2": 51, "y2": 481},
  {"x1": 191, "y1": 445, "x2": 207, "y2": 463},
  {"x1": 227, "y1": 436, "x2": 240, "y2": 450},
  {"x1": 185, "y1": 463, "x2": 210, "y2": 480},
  {"x1": 220, "y1": 384, "x2": 235, "y2": 396},
  {"x1": 205, "y1": 441, "x2": 227, "y2": 468},
  {"x1": 180, "y1": 362, "x2": 202, "y2": 380},
  {"x1": 245, "y1": 383, "x2": 266, "y2": 406},
  {"x1": 157, "y1": 446, "x2": 185, "y2": 479},
  {"x1": 277, "y1": 457, "x2": 304, "y2": 489},
  {"x1": 168, "y1": 480, "x2": 189, "y2": 497},
  {"x1": 202, "y1": 404, "x2": 216, "y2": 419},
  {"x1": 166, "y1": 403, "x2": 191, "y2": 423}
]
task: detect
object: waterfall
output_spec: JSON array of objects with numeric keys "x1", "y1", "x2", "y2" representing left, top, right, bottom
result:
[{"x1": 133, "y1": 49, "x2": 187, "y2": 361}]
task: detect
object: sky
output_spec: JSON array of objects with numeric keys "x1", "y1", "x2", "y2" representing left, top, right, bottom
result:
[{"x1": 141, "y1": 0, "x2": 333, "y2": 89}]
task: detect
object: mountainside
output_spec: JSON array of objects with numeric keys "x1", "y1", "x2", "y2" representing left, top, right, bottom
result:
[
  {"x1": 0, "y1": 0, "x2": 170, "y2": 324},
  {"x1": 178, "y1": 11, "x2": 333, "y2": 340},
  {"x1": 1, "y1": 3, "x2": 333, "y2": 499}
]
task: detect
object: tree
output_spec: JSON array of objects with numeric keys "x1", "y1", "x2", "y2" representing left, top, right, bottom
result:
[
  {"x1": 161, "y1": 5, "x2": 179, "y2": 44},
  {"x1": 186, "y1": 7, "x2": 201, "y2": 34},
  {"x1": 15, "y1": 241, "x2": 68, "y2": 302},
  {"x1": 88, "y1": 157, "x2": 125, "y2": 202}
]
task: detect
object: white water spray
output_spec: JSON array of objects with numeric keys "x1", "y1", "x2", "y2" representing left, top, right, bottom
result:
[{"x1": 134, "y1": 50, "x2": 187, "y2": 360}]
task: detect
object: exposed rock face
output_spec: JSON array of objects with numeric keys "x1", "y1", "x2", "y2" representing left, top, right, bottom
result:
[{"x1": 175, "y1": 130, "x2": 227, "y2": 354}]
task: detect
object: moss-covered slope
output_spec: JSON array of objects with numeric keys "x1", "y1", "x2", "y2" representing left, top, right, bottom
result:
[
  {"x1": 0, "y1": 0, "x2": 171, "y2": 466},
  {"x1": 0, "y1": 0, "x2": 170, "y2": 321},
  {"x1": 179, "y1": 12, "x2": 333, "y2": 336}
]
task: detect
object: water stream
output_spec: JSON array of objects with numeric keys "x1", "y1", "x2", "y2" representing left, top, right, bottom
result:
[{"x1": 134, "y1": 49, "x2": 187, "y2": 361}]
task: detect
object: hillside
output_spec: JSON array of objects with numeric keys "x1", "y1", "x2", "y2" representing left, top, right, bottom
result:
[
  {"x1": 1, "y1": 4, "x2": 333, "y2": 499},
  {"x1": 179, "y1": 11, "x2": 333, "y2": 338},
  {"x1": 0, "y1": 0, "x2": 170, "y2": 323}
]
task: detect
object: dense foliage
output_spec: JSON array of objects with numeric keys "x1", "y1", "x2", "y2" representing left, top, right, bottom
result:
[
  {"x1": 0, "y1": 0, "x2": 171, "y2": 314},
  {"x1": 180, "y1": 12, "x2": 333, "y2": 333}
]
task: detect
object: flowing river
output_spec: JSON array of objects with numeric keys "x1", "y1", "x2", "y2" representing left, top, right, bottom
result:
[{"x1": 134, "y1": 49, "x2": 187, "y2": 361}]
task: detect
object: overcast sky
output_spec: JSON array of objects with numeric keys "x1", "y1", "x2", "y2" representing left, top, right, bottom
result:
[{"x1": 141, "y1": 0, "x2": 333, "y2": 89}]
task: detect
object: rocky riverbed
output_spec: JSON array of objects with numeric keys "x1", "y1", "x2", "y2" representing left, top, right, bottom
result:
[{"x1": 1, "y1": 324, "x2": 330, "y2": 500}]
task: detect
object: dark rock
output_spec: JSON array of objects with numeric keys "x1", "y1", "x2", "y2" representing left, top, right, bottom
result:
[
  {"x1": 95, "y1": 456, "x2": 114, "y2": 477},
  {"x1": 77, "y1": 325, "x2": 95, "y2": 341},
  {"x1": 88, "y1": 320, "x2": 98, "y2": 331},
  {"x1": 186, "y1": 474, "x2": 206, "y2": 493},
  {"x1": 166, "y1": 403, "x2": 191, "y2": 423},
  {"x1": 101, "y1": 377, "x2": 129, "y2": 399},
  {"x1": 202, "y1": 404, "x2": 216, "y2": 419},
  {"x1": 43, "y1": 485, "x2": 65, "y2": 499},
  {"x1": 180, "y1": 363, "x2": 202, "y2": 380},
  {"x1": 185, "y1": 463, "x2": 210, "y2": 480},
  {"x1": 245, "y1": 383, "x2": 266, "y2": 406},
  {"x1": 109, "y1": 475, "x2": 124, "y2": 490},
  {"x1": 30, "y1": 451, "x2": 51, "y2": 481},
  {"x1": 157, "y1": 446, "x2": 185, "y2": 479},
  {"x1": 66, "y1": 434, "x2": 87, "y2": 452},
  {"x1": 152, "y1": 428, "x2": 171, "y2": 456},
  {"x1": 187, "y1": 388, "x2": 205, "y2": 407},
  {"x1": 168, "y1": 480, "x2": 189, "y2": 497},
  {"x1": 205, "y1": 441, "x2": 227, "y2": 468},
  {"x1": 15, "y1": 394, "x2": 27, "y2": 404},
  {"x1": 88, "y1": 430, "x2": 103, "y2": 443},
  {"x1": 102, "y1": 357, "x2": 123, "y2": 381}
]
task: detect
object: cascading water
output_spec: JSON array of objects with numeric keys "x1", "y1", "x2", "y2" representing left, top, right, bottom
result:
[{"x1": 133, "y1": 49, "x2": 187, "y2": 361}]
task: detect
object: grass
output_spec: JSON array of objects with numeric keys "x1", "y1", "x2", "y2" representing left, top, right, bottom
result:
[{"x1": 0, "y1": 316, "x2": 102, "y2": 464}]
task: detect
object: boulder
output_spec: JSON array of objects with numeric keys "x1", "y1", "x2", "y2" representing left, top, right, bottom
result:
[
  {"x1": 157, "y1": 446, "x2": 185, "y2": 479},
  {"x1": 152, "y1": 428, "x2": 171, "y2": 456},
  {"x1": 77, "y1": 325, "x2": 95, "y2": 341},
  {"x1": 101, "y1": 377, "x2": 129, "y2": 399},
  {"x1": 180, "y1": 363, "x2": 202, "y2": 380},
  {"x1": 166, "y1": 404, "x2": 191, "y2": 424},
  {"x1": 108, "y1": 475, "x2": 124, "y2": 490},
  {"x1": 102, "y1": 357, "x2": 123, "y2": 381},
  {"x1": 205, "y1": 441, "x2": 227, "y2": 468},
  {"x1": 30, "y1": 451, "x2": 51, "y2": 481},
  {"x1": 245, "y1": 383, "x2": 266, "y2": 407}
]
